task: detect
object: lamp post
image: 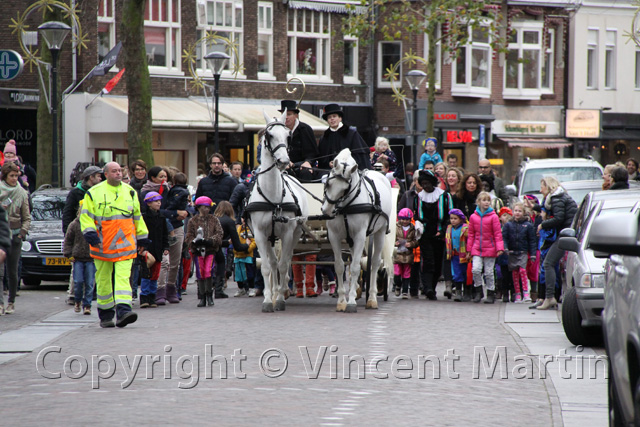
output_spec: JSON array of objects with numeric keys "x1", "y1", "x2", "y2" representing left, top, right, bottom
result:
[
  {"x1": 405, "y1": 70, "x2": 427, "y2": 166},
  {"x1": 38, "y1": 21, "x2": 71, "y2": 188},
  {"x1": 204, "y1": 51, "x2": 230, "y2": 154}
]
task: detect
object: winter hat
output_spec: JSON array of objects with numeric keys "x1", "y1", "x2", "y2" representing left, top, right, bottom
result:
[
  {"x1": 398, "y1": 208, "x2": 413, "y2": 220},
  {"x1": 499, "y1": 207, "x2": 513, "y2": 217},
  {"x1": 417, "y1": 169, "x2": 438, "y2": 185},
  {"x1": 82, "y1": 165, "x2": 103, "y2": 180},
  {"x1": 422, "y1": 137, "x2": 437, "y2": 148},
  {"x1": 144, "y1": 191, "x2": 163, "y2": 203},
  {"x1": 195, "y1": 196, "x2": 214, "y2": 207},
  {"x1": 4, "y1": 140, "x2": 17, "y2": 155},
  {"x1": 523, "y1": 194, "x2": 538, "y2": 203},
  {"x1": 448, "y1": 208, "x2": 466, "y2": 222}
]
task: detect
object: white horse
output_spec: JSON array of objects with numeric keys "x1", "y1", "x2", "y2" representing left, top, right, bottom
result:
[
  {"x1": 321, "y1": 149, "x2": 393, "y2": 313},
  {"x1": 246, "y1": 110, "x2": 309, "y2": 312}
]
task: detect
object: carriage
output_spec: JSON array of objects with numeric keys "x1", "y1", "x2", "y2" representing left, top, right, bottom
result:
[{"x1": 245, "y1": 111, "x2": 398, "y2": 313}]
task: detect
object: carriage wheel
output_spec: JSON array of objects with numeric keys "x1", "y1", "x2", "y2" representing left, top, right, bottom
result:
[{"x1": 364, "y1": 238, "x2": 374, "y2": 302}]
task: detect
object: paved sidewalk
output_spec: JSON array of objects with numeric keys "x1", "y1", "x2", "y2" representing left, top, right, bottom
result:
[{"x1": 502, "y1": 303, "x2": 607, "y2": 426}]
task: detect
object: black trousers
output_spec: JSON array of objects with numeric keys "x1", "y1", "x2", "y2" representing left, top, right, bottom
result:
[{"x1": 419, "y1": 237, "x2": 445, "y2": 292}]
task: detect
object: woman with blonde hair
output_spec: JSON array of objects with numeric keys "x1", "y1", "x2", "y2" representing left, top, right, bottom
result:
[
  {"x1": 213, "y1": 201, "x2": 249, "y2": 298},
  {"x1": 536, "y1": 176, "x2": 577, "y2": 310},
  {"x1": 446, "y1": 167, "x2": 463, "y2": 195},
  {"x1": 602, "y1": 164, "x2": 616, "y2": 190},
  {"x1": 371, "y1": 136, "x2": 397, "y2": 171}
]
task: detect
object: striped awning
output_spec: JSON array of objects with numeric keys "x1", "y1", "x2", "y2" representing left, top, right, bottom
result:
[
  {"x1": 500, "y1": 138, "x2": 572, "y2": 149},
  {"x1": 287, "y1": 0, "x2": 367, "y2": 14}
]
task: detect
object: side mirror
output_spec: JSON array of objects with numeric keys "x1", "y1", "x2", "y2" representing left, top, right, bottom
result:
[
  {"x1": 589, "y1": 212, "x2": 640, "y2": 256},
  {"x1": 559, "y1": 228, "x2": 576, "y2": 238},
  {"x1": 559, "y1": 236, "x2": 580, "y2": 253}
]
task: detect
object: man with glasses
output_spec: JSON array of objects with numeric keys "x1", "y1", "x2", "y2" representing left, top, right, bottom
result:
[
  {"x1": 80, "y1": 162, "x2": 149, "y2": 328},
  {"x1": 478, "y1": 159, "x2": 507, "y2": 204},
  {"x1": 195, "y1": 153, "x2": 239, "y2": 207}
]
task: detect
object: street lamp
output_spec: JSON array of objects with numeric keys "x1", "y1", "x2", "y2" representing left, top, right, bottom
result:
[
  {"x1": 38, "y1": 21, "x2": 71, "y2": 188},
  {"x1": 405, "y1": 70, "x2": 427, "y2": 165},
  {"x1": 204, "y1": 51, "x2": 230, "y2": 154}
]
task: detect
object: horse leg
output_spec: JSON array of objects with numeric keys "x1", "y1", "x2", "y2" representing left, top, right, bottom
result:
[
  {"x1": 275, "y1": 226, "x2": 298, "y2": 311},
  {"x1": 346, "y1": 231, "x2": 366, "y2": 313},
  {"x1": 329, "y1": 232, "x2": 347, "y2": 312},
  {"x1": 366, "y1": 231, "x2": 385, "y2": 309},
  {"x1": 255, "y1": 232, "x2": 277, "y2": 313}
]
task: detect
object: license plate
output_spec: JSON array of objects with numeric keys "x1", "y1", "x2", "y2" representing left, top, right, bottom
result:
[{"x1": 45, "y1": 257, "x2": 71, "y2": 266}]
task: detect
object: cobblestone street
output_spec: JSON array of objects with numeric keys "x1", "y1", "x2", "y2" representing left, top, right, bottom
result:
[{"x1": 0, "y1": 282, "x2": 606, "y2": 426}]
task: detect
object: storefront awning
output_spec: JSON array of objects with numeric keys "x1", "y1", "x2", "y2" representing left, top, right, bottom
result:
[
  {"x1": 89, "y1": 96, "x2": 327, "y2": 133},
  {"x1": 500, "y1": 138, "x2": 572, "y2": 149},
  {"x1": 287, "y1": 0, "x2": 367, "y2": 14}
]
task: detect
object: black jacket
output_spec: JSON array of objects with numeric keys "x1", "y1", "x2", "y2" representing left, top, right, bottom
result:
[
  {"x1": 0, "y1": 206, "x2": 12, "y2": 256},
  {"x1": 317, "y1": 123, "x2": 371, "y2": 170},
  {"x1": 62, "y1": 182, "x2": 90, "y2": 234},
  {"x1": 218, "y1": 214, "x2": 249, "y2": 252},
  {"x1": 195, "y1": 172, "x2": 238, "y2": 207},
  {"x1": 398, "y1": 188, "x2": 419, "y2": 217},
  {"x1": 164, "y1": 184, "x2": 191, "y2": 228},
  {"x1": 289, "y1": 121, "x2": 319, "y2": 164},
  {"x1": 502, "y1": 217, "x2": 537, "y2": 255},
  {"x1": 142, "y1": 208, "x2": 169, "y2": 262},
  {"x1": 452, "y1": 193, "x2": 478, "y2": 222},
  {"x1": 609, "y1": 181, "x2": 630, "y2": 190},
  {"x1": 229, "y1": 182, "x2": 250, "y2": 222},
  {"x1": 541, "y1": 187, "x2": 578, "y2": 233}
]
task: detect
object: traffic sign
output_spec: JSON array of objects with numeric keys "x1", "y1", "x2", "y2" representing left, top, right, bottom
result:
[{"x1": 0, "y1": 50, "x2": 24, "y2": 81}]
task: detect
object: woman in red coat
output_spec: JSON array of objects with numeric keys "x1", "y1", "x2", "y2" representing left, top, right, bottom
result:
[{"x1": 467, "y1": 191, "x2": 504, "y2": 304}]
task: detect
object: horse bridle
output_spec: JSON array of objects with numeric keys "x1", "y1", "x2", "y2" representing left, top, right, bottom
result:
[
  {"x1": 323, "y1": 165, "x2": 361, "y2": 206},
  {"x1": 263, "y1": 121, "x2": 290, "y2": 160}
]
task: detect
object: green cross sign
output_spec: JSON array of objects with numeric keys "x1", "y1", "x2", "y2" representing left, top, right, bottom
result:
[{"x1": 0, "y1": 50, "x2": 24, "y2": 81}]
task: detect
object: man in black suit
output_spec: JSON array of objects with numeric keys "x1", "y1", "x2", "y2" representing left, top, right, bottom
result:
[{"x1": 279, "y1": 99, "x2": 319, "y2": 182}]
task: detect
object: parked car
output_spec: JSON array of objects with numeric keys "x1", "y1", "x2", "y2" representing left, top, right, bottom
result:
[
  {"x1": 558, "y1": 189, "x2": 640, "y2": 346},
  {"x1": 562, "y1": 180, "x2": 640, "y2": 206},
  {"x1": 506, "y1": 157, "x2": 603, "y2": 203},
  {"x1": 21, "y1": 186, "x2": 71, "y2": 286},
  {"x1": 588, "y1": 211, "x2": 640, "y2": 425}
]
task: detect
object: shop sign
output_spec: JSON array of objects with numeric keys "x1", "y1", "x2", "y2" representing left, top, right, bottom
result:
[
  {"x1": 0, "y1": 88, "x2": 40, "y2": 108},
  {"x1": 566, "y1": 109, "x2": 600, "y2": 139},
  {"x1": 444, "y1": 129, "x2": 476, "y2": 143},
  {"x1": 0, "y1": 50, "x2": 24, "y2": 81},
  {"x1": 492, "y1": 120, "x2": 558, "y2": 136},
  {"x1": 434, "y1": 112, "x2": 459, "y2": 122}
]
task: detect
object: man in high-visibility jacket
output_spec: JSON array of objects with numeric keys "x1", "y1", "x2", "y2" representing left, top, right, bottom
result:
[{"x1": 81, "y1": 162, "x2": 149, "y2": 328}]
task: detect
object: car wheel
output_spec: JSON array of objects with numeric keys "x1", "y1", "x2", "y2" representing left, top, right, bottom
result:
[
  {"x1": 22, "y1": 277, "x2": 41, "y2": 287},
  {"x1": 609, "y1": 362, "x2": 626, "y2": 426},
  {"x1": 561, "y1": 286, "x2": 602, "y2": 346}
]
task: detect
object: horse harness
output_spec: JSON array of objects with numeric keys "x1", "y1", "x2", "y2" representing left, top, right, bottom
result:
[
  {"x1": 325, "y1": 169, "x2": 389, "y2": 247},
  {"x1": 244, "y1": 121, "x2": 302, "y2": 246}
]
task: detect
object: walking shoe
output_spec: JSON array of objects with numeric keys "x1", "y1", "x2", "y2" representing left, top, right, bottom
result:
[
  {"x1": 83, "y1": 307, "x2": 91, "y2": 315},
  {"x1": 472, "y1": 287, "x2": 483, "y2": 303},
  {"x1": 536, "y1": 297, "x2": 558, "y2": 310},
  {"x1": 395, "y1": 288, "x2": 401, "y2": 297},
  {"x1": 529, "y1": 299, "x2": 543, "y2": 309},
  {"x1": 483, "y1": 290, "x2": 496, "y2": 304},
  {"x1": 234, "y1": 289, "x2": 247, "y2": 297},
  {"x1": 306, "y1": 286, "x2": 318, "y2": 297},
  {"x1": 514, "y1": 293, "x2": 522, "y2": 303},
  {"x1": 522, "y1": 292, "x2": 532, "y2": 303},
  {"x1": 322, "y1": 275, "x2": 330, "y2": 291},
  {"x1": 329, "y1": 282, "x2": 336, "y2": 296},
  {"x1": 116, "y1": 312, "x2": 138, "y2": 328},
  {"x1": 444, "y1": 282, "x2": 453, "y2": 299},
  {"x1": 100, "y1": 319, "x2": 115, "y2": 328},
  {"x1": 214, "y1": 292, "x2": 229, "y2": 299},
  {"x1": 462, "y1": 286, "x2": 472, "y2": 302},
  {"x1": 74, "y1": 302, "x2": 81, "y2": 313},
  {"x1": 453, "y1": 289, "x2": 462, "y2": 302},
  {"x1": 425, "y1": 289, "x2": 437, "y2": 300},
  {"x1": 5, "y1": 303, "x2": 14, "y2": 314},
  {"x1": 401, "y1": 293, "x2": 409, "y2": 299},
  {"x1": 248, "y1": 288, "x2": 257, "y2": 297},
  {"x1": 502, "y1": 292, "x2": 509, "y2": 303}
]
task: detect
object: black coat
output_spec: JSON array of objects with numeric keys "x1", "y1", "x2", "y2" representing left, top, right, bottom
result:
[
  {"x1": 398, "y1": 188, "x2": 419, "y2": 217},
  {"x1": 541, "y1": 188, "x2": 578, "y2": 233},
  {"x1": 452, "y1": 193, "x2": 478, "y2": 222},
  {"x1": 195, "y1": 172, "x2": 238, "y2": 207},
  {"x1": 164, "y1": 184, "x2": 191, "y2": 228},
  {"x1": 317, "y1": 123, "x2": 371, "y2": 170},
  {"x1": 0, "y1": 206, "x2": 12, "y2": 256},
  {"x1": 218, "y1": 214, "x2": 249, "y2": 252},
  {"x1": 229, "y1": 182, "x2": 250, "y2": 222},
  {"x1": 62, "y1": 182, "x2": 91, "y2": 233},
  {"x1": 289, "y1": 121, "x2": 318, "y2": 164},
  {"x1": 142, "y1": 208, "x2": 169, "y2": 262}
]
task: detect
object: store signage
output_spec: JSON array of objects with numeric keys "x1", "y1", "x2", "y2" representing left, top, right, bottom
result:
[
  {"x1": 445, "y1": 129, "x2": 474, "y2": 143},
  {"x1": 434, "y1": 112, "x2": 459, "y2": 122},
  {"x1": 566, "y1": 109, "x2": 600, "y2": 139},
  {"x1": 492, "y1": 120, "x2": 559, "y2": 136},
  {"x1": 0, "y1": 50, "x2": 24, "y2": 81}
]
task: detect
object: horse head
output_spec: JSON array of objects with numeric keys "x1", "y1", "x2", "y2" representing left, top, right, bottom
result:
[
  {"x1": 262, "y1": 110, "x2": 291, "y2": 171},
  {"x1": 321, "y1": 149, "x2": 358, "y2": 215}
]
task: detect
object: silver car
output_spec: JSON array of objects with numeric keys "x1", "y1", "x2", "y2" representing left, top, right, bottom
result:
[
  {"x1": 559, "y1": 189, "x2": 640, "y2": 346},
  {"x1": 588, "y1": 210, "x2": 640, "y2": 425}
]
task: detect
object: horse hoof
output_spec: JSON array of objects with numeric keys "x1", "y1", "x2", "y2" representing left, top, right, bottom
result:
[
  {"x1": 284, "y1": 290, "x2": 290, "y2": 300},
  {"x1": 336, "y1": 303, "x2": 346, "y2": 312},
  {"x1": 356, "y1": 287, "x2": 362, "y2": 300},
  {"x1": 366, "y1": 301, "x2": 378, "y2": 309},
  {"x1": 275, "y1": 300, "x2": 286, "y2": 311},
  {"x1": 262, "y1": 303, "x2": 274, "y2": 313},
  {"x1": 345, "y1": 304, "x2": 357, "y2": 313}
]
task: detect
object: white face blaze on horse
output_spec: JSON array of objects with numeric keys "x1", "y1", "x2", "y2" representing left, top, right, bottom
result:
[
  {"x1": 261, "y1": 110, "x2": 291, "y2": 171},
  {"x1": 321, "y1": 149, "x2": 358, "y2": 216}
]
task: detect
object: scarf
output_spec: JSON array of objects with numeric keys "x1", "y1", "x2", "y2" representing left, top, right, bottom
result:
[
  {"x1": 141, "y1": 180, "x2": 169, "y2": 196},
  {"x1": 0, "y1": 179, "x2": 27, "y2": 222}
]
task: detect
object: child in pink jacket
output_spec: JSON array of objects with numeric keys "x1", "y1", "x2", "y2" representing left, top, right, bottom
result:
[{"x1": 467, "y1": 191, "x2": 504, "y2": 304}]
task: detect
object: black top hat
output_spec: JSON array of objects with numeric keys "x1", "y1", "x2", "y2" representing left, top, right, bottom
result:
[
  {"x1": 322, "y1": 103, "x2": 343, "y2": 120},
  {"x1": 278, "y1": 99, "x2": 299, "y2": 114}
]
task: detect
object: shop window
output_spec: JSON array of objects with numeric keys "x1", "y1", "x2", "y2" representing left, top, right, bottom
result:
[
  {"x1": 344, "y1": 37, "x2": 359, "y2": 84},
  {"x1": 257, "y1": 2, "x2": 273, "y2": 79},
  {"x1": 287, "y1": 10, "x2": 332, "y2": 82},
  {"x1": 378, "y1": 41, "x2": 401, "y2": 88},
  {"x1": 451, "y1": 25, "x2": 491, "y2": 98},
  {"x1": 98, "y1": 0, "x2": 116, "y2": 62},
  {"x1": 144, "y1": 0, "x2": 182, "y2": 74},
  {"x1": 604, "y1": 30, "x2": 616, "y2": 89},
  {"x1": 587, "y1": 29, "x2": 598, "y2": 89},
  {"x1": 196, "y1": 0, "x2": 243, "y2": 76},
  {"x1": 541, "y1": 29, "x2": 554, "y2": 93}
]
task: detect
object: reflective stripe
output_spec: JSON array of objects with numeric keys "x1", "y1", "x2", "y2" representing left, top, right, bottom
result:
[
  {"x1": 81, "y1": 210, "x2": 98, "y2": 220},
  {"x1": 137, "y1": 233, "x2": 149, "y2": 240},
  {"x1": 90, "y1": 249, "x2": 137, "y2": 259},
  {"x1": 114, "y1": 289, "x2": 132, "y2": 297},
  {"x1": 94, "y1": 214, "x2": 137, "y2": 221},
  {"x1": 97, "y1": 300, "x2": 115, "y2": 309},
  {"x1": 133, "y1": 215, "x2": 142, "y2": 221},
  {"x1": 97, "y1": 292, "x2": 114, "y2": 301},
  {"x1": 82, "y1": 227, "x2": 97, "y2": 233}
]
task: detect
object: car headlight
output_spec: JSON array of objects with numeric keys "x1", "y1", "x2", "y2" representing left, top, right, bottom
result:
[
  {"x1": 579, "y1": 273, "x2": 605, "y2": 288},
  {"x1": 21, "y1": 241, "x2": 32, "y2": 252}
]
